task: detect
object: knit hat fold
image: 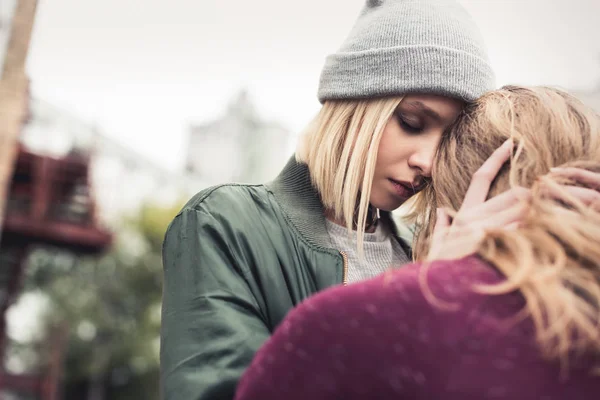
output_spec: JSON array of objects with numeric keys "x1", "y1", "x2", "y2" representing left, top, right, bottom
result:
[{"x1": 318, "y1": 0, "x2": 496, "y2": 103}]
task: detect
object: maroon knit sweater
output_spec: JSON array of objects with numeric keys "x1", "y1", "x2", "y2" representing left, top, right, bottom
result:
[{"x1": 234, "y1": 256, "x2": 600, "y2": 400}]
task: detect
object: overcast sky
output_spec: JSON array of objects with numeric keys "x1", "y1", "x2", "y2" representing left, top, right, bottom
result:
[{"x1": 26, "y1": 0, "x2": 600, "y2": 171}]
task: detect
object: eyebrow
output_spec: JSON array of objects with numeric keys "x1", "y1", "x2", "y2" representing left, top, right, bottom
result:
[{"x1": 403, "y1": 101, "x2": 442, "y2": 123}]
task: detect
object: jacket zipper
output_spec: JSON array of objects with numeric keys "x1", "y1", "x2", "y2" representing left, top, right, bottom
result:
[{"x1": 340, "y1": 251, "x2": 348, "y2": 285}]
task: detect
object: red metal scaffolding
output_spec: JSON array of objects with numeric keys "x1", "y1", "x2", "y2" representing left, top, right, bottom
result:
[{"x1": 0, "y1": 145, "x2": 112, "y2": 399}]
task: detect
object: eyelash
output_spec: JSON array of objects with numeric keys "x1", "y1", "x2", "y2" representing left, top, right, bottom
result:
[{"x1": 397, "y1": 115, "x2": 423, "y2": 134}]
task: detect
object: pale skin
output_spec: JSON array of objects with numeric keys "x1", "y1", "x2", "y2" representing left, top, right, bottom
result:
[
  {"x1": 327, "y1": 93, "x2": 464, "y2": 231},
  {"x1": 370, "y1": 94, "x2": 464, "y2": 212},
  {"x1": 548, "y1": 167, "x2": 600, "y2": 211},
  {"x1": 327, "y1": 93, "x2": 600, "y2": 255}
]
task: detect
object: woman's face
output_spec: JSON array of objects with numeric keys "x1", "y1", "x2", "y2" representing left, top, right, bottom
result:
[{"x1": 370, "y1": 93, "x2": 464, "y2": 211}]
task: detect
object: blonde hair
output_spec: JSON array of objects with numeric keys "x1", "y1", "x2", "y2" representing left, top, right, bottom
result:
[
  {"x1": 412, "y1": 86, "x2": 600, "y2": 366},
  {"x1": 296, "y1": 97, "x2": 403, "y2": 253}
]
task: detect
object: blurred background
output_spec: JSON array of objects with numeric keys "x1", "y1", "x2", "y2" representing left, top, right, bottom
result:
[{"x1": 0, "y1": 0, "x2": 598, "y2": 399}]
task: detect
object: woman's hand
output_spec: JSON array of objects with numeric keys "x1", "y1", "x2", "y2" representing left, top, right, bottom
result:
[
  {"x1": 427, "y1": 139, "x2": 530, "y2": 261},
  {"x1": 548, "y1": 167, "x2": 600, "y2": 211},
  {"x1": 427, "y1": 140, "x2": 600, "y2": 262}
]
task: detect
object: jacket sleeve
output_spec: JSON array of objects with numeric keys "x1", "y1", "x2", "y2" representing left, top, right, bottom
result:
[
  {"x1": 161, "y1": 207, "x2": 271, "y2": 400},
  {"x1": 233, "y1": 264, "x2": 438, "y2": 400},
  {"x1": 234, "y1": 260, "x2": 490, "y2": 400}
]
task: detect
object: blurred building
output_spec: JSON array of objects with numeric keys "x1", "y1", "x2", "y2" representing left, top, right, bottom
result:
[
  {"x1": 0, "y1": 0, "x2": 35, "y2": 234},
  {"x1": 21, "y1": 98, "x2": 209, "y2": 229},
  {"x1": 0, "y1": 1, "x2": 68, "y2": 399},
  {"x1": 185, "y1": 90, "x2": 292, "y2": 185},
  {"x1": 0, "y1": 93, "x2": 211, "y2": 399}
]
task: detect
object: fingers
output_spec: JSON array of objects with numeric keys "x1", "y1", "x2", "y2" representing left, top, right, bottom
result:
[
  {"x1": 427, "y1": 208, "x2": 450, "y2": 259},
  {"x1": 426, "y1": 228, "x2": 484, "y2": 261},
  {"x1": 563, "y1": 186, "x2": 600, "y2": 209},
  {"x1": 452, "y1": 186, "x2": 530, "y2": 228},
  {"x1": 432, "y1": 208, "x2": 450, "y2": 238},
  {"x1": 504, "y1": 221, "x2": 521, "y2": 231},
  {"x1": 450, "y1": 202, "x2": 527, "y2": 240},
  {"x1": 474, "y1": 186, "x2": 530, "y2": 215},
  {"x1": 478, "y1": 202, "x2": 529, "y2": 230},
  {"x1": 542, "y1": 183, "x2": 600, "y2": 211},
  {"x1": 550, "y1": 167, "x2": 600, "y2": 189},
  {"x1": 461, "y1": 139, "x2": 514, "y2": 210}
]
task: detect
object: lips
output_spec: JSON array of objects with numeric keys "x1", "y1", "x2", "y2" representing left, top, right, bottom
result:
[{"x1": 388, "y1": 178, "x2": 425, "y2": 198}]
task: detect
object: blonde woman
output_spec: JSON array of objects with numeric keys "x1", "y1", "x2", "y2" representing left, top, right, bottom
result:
[
  {"x1": 234, "y1": 86, "x2": 600, "y2": 400},
  {"x1": 160, "y1": 1, "x2": 597, "y2": 399}
]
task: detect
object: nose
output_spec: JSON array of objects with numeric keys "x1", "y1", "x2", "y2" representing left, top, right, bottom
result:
[{"x1": 407, "y1": 138, "x2": 438, "y2": 177}]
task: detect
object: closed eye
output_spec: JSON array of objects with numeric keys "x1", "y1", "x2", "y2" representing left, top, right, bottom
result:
[{"x1": 397, "y1": 114, "x2": 424, "y2": 134}]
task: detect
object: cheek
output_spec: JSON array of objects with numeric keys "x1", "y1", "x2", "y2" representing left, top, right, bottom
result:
[
  {"x1": 379, "y1": 120, "x2": 402, "y2": 147},
  {"x1": 376, "y1": 124, "x2": 406, "y2": 164}
]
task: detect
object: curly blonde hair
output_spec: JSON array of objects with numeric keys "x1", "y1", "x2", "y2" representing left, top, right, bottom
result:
[{"x1": 411, "y1": 85, "x2": 600, "y2": 365}]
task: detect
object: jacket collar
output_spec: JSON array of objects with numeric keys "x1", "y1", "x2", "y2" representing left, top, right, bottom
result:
[
  {"x1": 266, "y1": 156, "x2": 412, "y2": 258},
  {"x1": 266, "y1": 157, "x2": 334, "y2": 251}
]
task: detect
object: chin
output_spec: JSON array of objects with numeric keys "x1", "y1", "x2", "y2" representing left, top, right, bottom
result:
[
  {"x1": 376, "y1": 204, "x2": 402, "y2": 213},
  {"x1": 370, "y1": 196, "x2": 404, "y2": 212}
]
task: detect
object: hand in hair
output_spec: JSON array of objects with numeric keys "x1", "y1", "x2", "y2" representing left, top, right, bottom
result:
[
  {"x1": 427, "y1": 139, "x2": 531, "y2": 261},
  {"x1": 547, "y1": 167, "x2": 600, "y2": 211}
]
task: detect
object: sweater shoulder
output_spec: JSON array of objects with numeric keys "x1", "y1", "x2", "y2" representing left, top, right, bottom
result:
[{"x1": 304, "y1": 257, "x2": 504, "y2": 314}]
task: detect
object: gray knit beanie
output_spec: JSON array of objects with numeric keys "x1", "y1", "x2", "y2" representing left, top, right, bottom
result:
[{"x1": 318, "y1": 0, "x2": 495, "y2": 103}]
